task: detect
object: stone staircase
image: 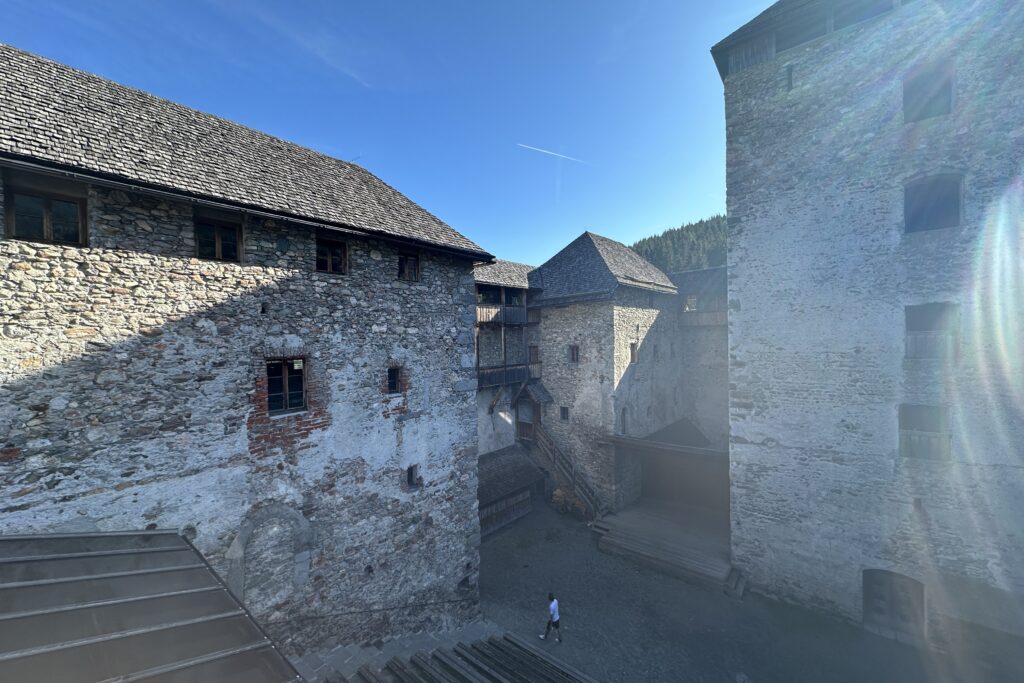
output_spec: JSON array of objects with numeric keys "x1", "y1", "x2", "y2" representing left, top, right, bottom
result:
[
  {"x1": 327, "y1": 633, "x2": 600, "y2": 683},
  {"x1": 593, "y1": 511, "x2": 746, "y2": 600}
]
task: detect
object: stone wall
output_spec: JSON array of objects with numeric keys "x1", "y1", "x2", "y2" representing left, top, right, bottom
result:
[
  {"x1": 676, "y1": 322, "x2": 729, "y2": 450},
  {"x1": 536, "y1": 301, "x2": 617, "y2": 503},
  {"x1": 0, "y1": 178, "x2": 481, "y2": 652},
  {"x1": 477, "y1": 386, "x2": 516, "y2": 456},
  {"x1": 724, "y1": 1, "x2": 1024, "y2": 641}
]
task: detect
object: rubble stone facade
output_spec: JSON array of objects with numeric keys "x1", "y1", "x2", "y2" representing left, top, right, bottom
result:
[
  {"x1": 718, "y1": 0, "x2": 1024, "y2": 644},
  {"x1": 0, "y1": 177, "x2": 482, "y2": 652}
]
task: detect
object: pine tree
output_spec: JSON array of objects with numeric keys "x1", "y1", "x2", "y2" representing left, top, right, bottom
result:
[{"x1": 631, "y1": 214, "x2": 727, "y2": 273}]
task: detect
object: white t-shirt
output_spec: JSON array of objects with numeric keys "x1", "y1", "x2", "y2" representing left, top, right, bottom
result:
[{"x1": 549, "y1": 598, "x2": 560, "y2": 622}]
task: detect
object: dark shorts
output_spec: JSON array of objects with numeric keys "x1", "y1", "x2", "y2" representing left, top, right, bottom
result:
[{"x1": 549, "y1": 619, "x2": 560, "y2": 629}]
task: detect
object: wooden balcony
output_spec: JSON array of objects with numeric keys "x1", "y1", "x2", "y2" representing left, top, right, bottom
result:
[
  {"x1": 477, "y1": 362, "x2": 541, "y2": 389},
  {"x1": 476, "y1": 304, "x2": 528, "y2": 326}
]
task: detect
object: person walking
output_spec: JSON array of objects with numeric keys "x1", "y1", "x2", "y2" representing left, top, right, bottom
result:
[{"x1": 539, "y1": 592, "x2": 562, "y2": 643}]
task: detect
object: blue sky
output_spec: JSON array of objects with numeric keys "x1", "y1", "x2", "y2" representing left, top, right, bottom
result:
[{"x1": 1, "y1": 0, "x2": 768, "y2": 264}]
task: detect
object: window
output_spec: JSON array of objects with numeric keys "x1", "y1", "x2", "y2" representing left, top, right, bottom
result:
[
  {"x1": 528, "y1": 346, "x2": 540, "y2": 363},
  {"x1": 775, "y1": 8, "x2": 827, "y2": 53},
  {"x1": 568, "y1": 345, "x2": 580, "y2": 363},
  {"x1": 387, "y1": 367, "x2": 403, "y2": 394},
  {"x1": 904, "y1": 63, "x2": 953, "y2": 123},
  {"x1": 6, "y1": 190, "x2": 85, "y2": 245},
  {"x1": 834, "y1": 0, "x2": 892, "y2": 31},
  {"x1": 505, "y1": 288, "x2": 525, "y2": 306},
  {"x1": 863, "y1": 570, "x2": 925, "y2": 641},
  {"x1": 398, "y1": 252, "x2": 420, "y2": 281},
  {"x1": 621, "y1": 408, "x2": 628, "y2": 435},
  {"x1": 905, "y1": 303, "x2": 959, "y2": 359},
  {"x1": 630, "y1": 342, "x2": 638, "y2": 364},
  {"x1": 315, "y1": 238, "x2": 347, "y2": 274},
  {"x1": 684, "y1": 295, "x2": 699, "y2": 312},
  {"x1": 476, "y1": 285, "x2": 501, "y2": 305},
  {"x1": 559, "y1": 406, "x2": 569, "y2": 421},
  {"x1": 406, "y1": 464, "x2": 421, "y2": 488},
  {"x1": 195, "y1": 218, "x2": 241, "y2": 262},
  {"x1": 266, "y1": 359, "x2": 306, "y2": 414},
  {"x1": 899, "y1": 404, "x2": 951, "y2": 459},
  {"x1": 904, "y1": 174, "x2": 961, "y2": 233}
]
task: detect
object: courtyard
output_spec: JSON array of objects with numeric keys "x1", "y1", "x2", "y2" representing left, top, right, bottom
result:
[{"x1": 480, "y1": 503, "x2": 1021, "y2": 683}]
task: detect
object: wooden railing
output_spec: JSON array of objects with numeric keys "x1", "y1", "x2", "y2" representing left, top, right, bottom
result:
[
  {"x1": 476, "y1": 304, "x2": 528, "y2": 325},
  {"x1": 533, "y1": 424, "x2": 608, "y2": 519},
  {"x1": 477, "y1": 364, "x2": 531, "y2": 388}
]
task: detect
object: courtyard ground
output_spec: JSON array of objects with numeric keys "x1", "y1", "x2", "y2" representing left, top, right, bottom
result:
[{"x1": 479, "y1": 503, "x2": 1021, "y2": 683}]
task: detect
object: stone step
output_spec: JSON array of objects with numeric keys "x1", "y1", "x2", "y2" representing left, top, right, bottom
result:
[{"x1": 599, "y1": 533, "x2": 730, "y2": 589}]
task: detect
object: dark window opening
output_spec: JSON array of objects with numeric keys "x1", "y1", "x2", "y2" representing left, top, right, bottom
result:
[
  {"x1": 630, "y1": 342, "x2": 638, "y2": 364},
  {"x1": 505, "y1": 288, "x2": 525, "y2": 306},
  {"x1": 387, "y1": 367, "x2": 403, "y2": 394},
  {"x1": 398, "y1": 253, "x2": 420, "y2": 281},
  {"x1": 775, "y1": 8, "x2": 827, "y2": 53},
  {"x1": 568, "y1": 345, "x2": 580, "y2": 363},
  {"x1": 560, "y1": 406, "x2": 569, "y2": 421},
  {"x1": 834, "y1": 0, "x2": 892, "y2": 31},
  {"x1": 195, "y1": 218, "x2": 241, "y2": 262},
  {"x1": 476, "y1": 284, "x2": 501, "y2": 305},
  {"x1": 406, "y1": 464, "x2": 421, "y2": 488},
  {"x1": 6, "y1": 191, "x2": 85, "y2": 245},
  {"x1": 528, "y1": 345, "x2": 540, "y2": 364},
  {"x1": 906, "y1": 303, "x2": 959, "y2": 359},
  {"x1": 315, "y1": 238, "x2": 348, "y2": 274},
  {"x1": 267, "y1": 359, "x2": 306, "y2": 414},
  {"x1": 899, "y1": 403, "x2": 951, "y2": 459},
  {"x1": 621, "y1": 408, "x2": 629, "y2": 435},
  {"x1": 904, "y1": 63, "x2": 953, "y2": 123},
  {"x1": 905, "y1": 174, "x2": 961, "y2": 233},
  {"x1": 786, "y1": 64, "x2": 794, "y2": 91}
]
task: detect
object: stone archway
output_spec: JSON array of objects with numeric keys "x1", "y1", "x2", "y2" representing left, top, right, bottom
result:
[{"x1": 225, "y1": 502, "x2": 313, "y2": 616}]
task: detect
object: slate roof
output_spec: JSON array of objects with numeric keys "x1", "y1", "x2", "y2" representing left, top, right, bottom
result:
[
  {"x1": 530, "y1": 232, "x2": 675, "y2": 306},
  {"x1": 474, "y1": 259, "x2": 535, "y2": 289},
  {"x1": 0, "y1": 44, "x2": 490, "y2": 260},
  {"x1": 0, "y1": 530, "x2": 301, "y2": 682}
]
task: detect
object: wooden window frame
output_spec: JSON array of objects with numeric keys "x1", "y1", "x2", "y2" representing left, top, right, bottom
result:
[
  {"x1": 684, "y1": 294, "x2": 699, "y2": 312},
  {"x1": 4, "y1": 187, "x2": 87, "y2": 246},
  {"x1": 398, "y1": 251, "x2": 421, "y2": 281},
  {"x1": 195, "y1": 217, "x2": 242, "y2": 262},
  {"x1": 315, "y1": 236, "x2": 349, "y2": 275},
  {"x1": 905, "y1": 303, "x2": 959, "y2": 360},
  {"x1": 898, "y1": 404, "x2": 952, "y2": 460},
  {"x1": 266, "y1": 358, "x2": 307, "y2": 415},
  {"x1": 528, "y1": 345, "x2": 540, "y2": 364}
]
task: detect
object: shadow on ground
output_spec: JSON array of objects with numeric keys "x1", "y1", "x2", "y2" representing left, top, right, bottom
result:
[{"x1": 479, "y1": 503, "x2": 1021, "y2": 683}]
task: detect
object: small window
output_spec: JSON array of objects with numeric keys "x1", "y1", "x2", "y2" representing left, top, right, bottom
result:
[
  {"x1": 653, "y1": 344, "x2": 660, "y2": 361},
  {"x1": 863, "y1": 569, "x2": 925, "y2": 640},
  {"x1": 6, "y1": 191, "x2": 85, "y2": 245},
  {"x1": 775, "y1": 8, "x2": 827, "y2": 53},
  {"x1": 899, "y1": 404, "x2": 951, "y2": 459},
  {"x1": 904, "y1": 63, "x2": 953, "y2": 123},
  {"x1": 505, "y1": 288, "x2": 525, "y2": 307},
  {"x1": 528, "y1": 346, "x2": 540, "y2": 364},
  {"x1": 904, "y1": 174, "x2": 961, "y2": 233},
  {"x1": 629, "y1": 343, "x2": 638, "y2": 364},
  {"x1": 398, "y1": 252, "x2": 420, "y2": 281},
  {"x1": 387, "y1": 367, "x2": 403, "y2": 394},
  {"x1": 568, "y1": 345, "x2": 580, "y2": 363},
  {"x1": 477, "y1": 285, "x2": 501, "y2": 305},
  {"x1": 266, "y1": 359, "x2": 306, "y2": 414},
  {"x1": 684, "y1": 294, "x2": 699, "y2": 312},
  {"x1": 195, "y1": 218, "x2": 241, "y2": 262},
  {"x1": 621, "y1": 408, "x2": 629, "y2": 435},
  {"x1": 834, "y1": 0, "x2": 892, "y2": 31},
  {"x1": 905, "y1": 303, "x2": 959, "y2": 359},
  {"x1": 559, "y1": 406, "x2": 569, "y2": 421},
  {"x1": 316, "y1": 238, "x2": 347, "y2": 274},
  {"x1": 406, "y1": 464, "x2": 421, "y2": 488}
]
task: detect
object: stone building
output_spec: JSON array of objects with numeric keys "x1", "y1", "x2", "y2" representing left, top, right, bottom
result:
[
  {"x1": 715, "y1": 0, "x2": 1024, "y2": 647},
  {"x1": 0, "y1": 44, "x2": 492, "y2": 652}
]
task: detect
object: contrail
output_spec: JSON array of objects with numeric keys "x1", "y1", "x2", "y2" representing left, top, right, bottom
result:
[{"x1": 516, "y1": 143, "x2": 587, "y2": 164}]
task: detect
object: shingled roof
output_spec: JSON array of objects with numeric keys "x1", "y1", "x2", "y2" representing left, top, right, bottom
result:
[
  {"x1": 474, "y1": 259, "x2": 536, "y2": 289},
  {"x1": 0, "y1": 44, "x2": 490, "y2": 260},
  {"x1": 529, "y1": 232, "x2": 675, "y2": 306}
]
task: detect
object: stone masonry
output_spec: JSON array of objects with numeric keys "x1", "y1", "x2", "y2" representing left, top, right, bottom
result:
[
  {"x1": 717, "y1": 0, "x2": 1024, "y2": 645},
  {"x1": 0, "y1": 178, "x2": 483, "y2": 653}
]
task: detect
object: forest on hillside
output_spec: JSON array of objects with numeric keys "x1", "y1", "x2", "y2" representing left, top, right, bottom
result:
[{"x1": 631, "y1": 214, "x2": 727, "y2": 273}]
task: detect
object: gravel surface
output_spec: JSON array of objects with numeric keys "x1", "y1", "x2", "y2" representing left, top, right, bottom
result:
[{"x1": 479, "y1": 503, "x2": 1020, "y2": 683}]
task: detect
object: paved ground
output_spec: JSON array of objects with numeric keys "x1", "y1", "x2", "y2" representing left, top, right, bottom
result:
[{"x1": 479, "y1": 503, "x2": 1021, "y2": 683}]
